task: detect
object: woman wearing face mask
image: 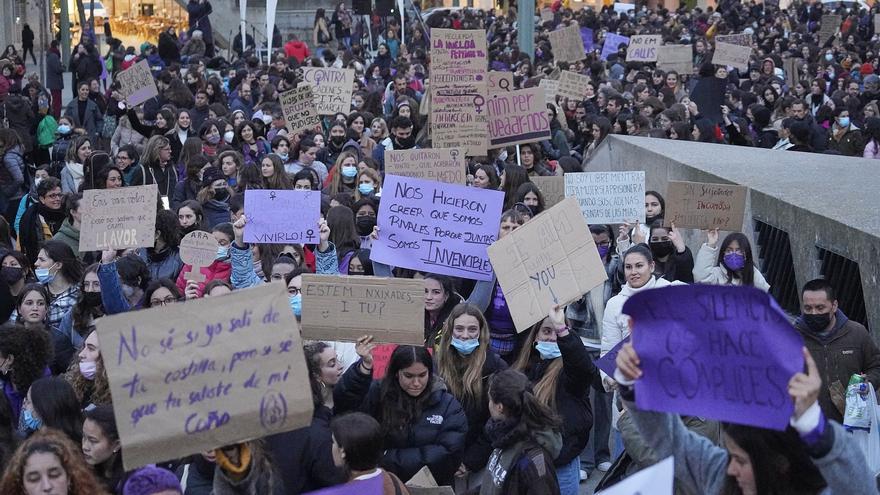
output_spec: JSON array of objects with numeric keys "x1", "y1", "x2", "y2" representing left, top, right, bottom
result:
[
  {"x1": 616, "y1": 190, "x2": 664, "y2": 256},
  {"x1": 354, "y1": 168, "x2": 381, "y2": 201},
  {"x1": 32, "y1": 241, "x2": 82, "y2": 329},
  {"x1": 55, "y1": 263, "x2": 118, "y2": 357},
  {"x1": 512, "y1": 305, "x2": 599, "y2": 495},
  {"x1": 259, "y1": 154, "x2": 294, "y2": 190},
  {"x1": 827, "y1": 107, "x2": 864, "y2": 157},
  {"x1": 435, "y1": 304, "x2": 508, "y2": 480},
  {"x1": 333, "y1": 341, "x2": 468, "y2": 485},
  {"x1": 0, "y1": 428, "x2": 110, "y2": 495},
  {"x1": 270, "y1": 135, "x2": 294, "y2": 172},
  {"x1": 65, "y1": 330, "x2": 111, "y2": 409},
  {"x1": 513, "y1": 183, "x2": 545, "y2": 217},
  {"x1": 319, "y1": 123, "x2": 351, "y2": 166},
  {"x1": 646, "y1": 222, "x2": 694, "y2": 283},
  {"x1": 694, "y1": 230, "x2": 770, "y2": 291},
  {"x1": 0, "y1": 323, "x2": 52, "y2": 424},
  {"x1": 198, "y1": 120, "x2": 223, "y2": 158},
  {"x1": 2, "y1": 251, "x2": 35, "y2": 300},
  {"x1": 51, "y1": 117, "x2": 76, "y2": 175},
  {"x1": 22, "y1": 377, "x2": 82, "y2": 444},
  {"x1": 353, "y1": 198, "x2": 378, "y2": 248},
  {"x1": 175, "y1": 223, "x2": 233, "y2": 298},
  {"x1": 326, "y1": 151, "x2": 360, "y2": 194},
  {"x1": 197, "y1": 167, "x2": 234, "y2": 229},
  {"x1": 81, "y1": 406, "x2": 123, "y2": 492}
]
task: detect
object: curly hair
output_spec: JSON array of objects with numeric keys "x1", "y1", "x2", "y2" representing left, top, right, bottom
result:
[
  {"x1": 303, "y1": 341, "x2": 332, "y2": 408},
  {"x1": 0, "y1": 324, "x2": 52, "y2": 394},
  {"x1": 64, "y1": 330, "x2": 112, "y2": 407},
  {"x1": 0, "y1": 428, "x2": 110, "y2": 495}
]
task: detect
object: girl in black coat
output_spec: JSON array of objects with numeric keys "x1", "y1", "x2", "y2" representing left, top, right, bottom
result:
[{"x1": 334, "y1": 340, "x2": 468, "y2": 485}]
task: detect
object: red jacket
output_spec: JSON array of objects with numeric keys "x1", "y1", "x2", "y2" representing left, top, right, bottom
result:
[
  {"x1": 176, "y1": 259, "x2": 231, "y2": 298},
  {"x1": 284, "y1": 40, "x2": 310, "y2": 63}
]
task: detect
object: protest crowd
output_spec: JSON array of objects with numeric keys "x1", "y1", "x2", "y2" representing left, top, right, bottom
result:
[{"x1": 2, "y1": 0, "x2": 880, "y2": 494}]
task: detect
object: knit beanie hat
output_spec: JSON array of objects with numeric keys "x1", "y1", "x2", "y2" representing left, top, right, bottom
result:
[
  {"x1": 201, "y1": 166, "x2": 225, "y2": 188},
  {"x1": 123, "y1": 466, "x2": 182, "y2": 495}
]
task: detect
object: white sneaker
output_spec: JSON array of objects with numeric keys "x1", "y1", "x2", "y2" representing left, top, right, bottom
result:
[
  {"x1": 597, "y1": 461, "x2": 612, "y2": 472},
  {"x1": 579, "y1": 469, "x2": 588, "y2": 481}
]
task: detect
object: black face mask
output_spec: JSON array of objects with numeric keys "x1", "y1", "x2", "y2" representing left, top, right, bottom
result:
[
  {"x1": 330, "y1": 135, "x2": 346, "y2": 146},
  {"x1": 650, "y1": 240, "x2": 674, "y2": 258},
  {"x1": 393, "y1": 135, "x2": 415, "y2": 149},
  {"x1": 81, "y1": 291, "x2": 102, "y2": 308},
  {"x1": 0, "y1": 266, "x2": 24, "y2": 284},
  {"x1": 214, "y1": 189, "x2": 229, "y2": 201},
  {"x1": 356, "y1": 216, "x2": 377, "y2": 236},
  {"x1": 803, "y1": 312, "x2": 832, "y2": 333}
]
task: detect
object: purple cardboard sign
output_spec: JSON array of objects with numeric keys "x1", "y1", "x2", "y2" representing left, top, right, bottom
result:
[
  {"x1": 243, "y1": 189, "x2": 321, "y2": 244},
  {"x1": 303, "y1": 476, "x2": 383, "y2": 494},
  {"x1": 601, "y1": 33, "x2": 630, "y2": 61},
  {"x1": 596, "y1": 337, "x2": 629, "y2": 378},
  {"x1": 371, "y1": 175, "x2": 504, "y2": 281},
  {"x1": 629, "y1": 285, "x2": 804, "y2": 431},
  {"x1": 580, "y1": 27, "x2": 594, "y2": 52}
]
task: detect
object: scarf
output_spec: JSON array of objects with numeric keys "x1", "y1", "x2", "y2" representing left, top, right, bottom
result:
[
  {"x1": 18, "y1": 203, "x2": 67, "y2": 263},
  {"x1": 66, "y1": 161, "x2": 84, "y2": 182}
]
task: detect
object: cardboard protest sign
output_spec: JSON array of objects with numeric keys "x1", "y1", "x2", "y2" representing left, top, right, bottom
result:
[
  {"x1": 488, "y1": 71, "x2": 513, "y2": 93},
  {"x1": 116, "y1": 60, "x2": 159, "y2": 107},
  {"x1": 301, "y1": 275, "x2": 424, "y2": 345},
  {"x1": 487, "y1": 198, "x2": 607, "y2": 332},
  {"x1": 385, "y1": 147, "x2": 467, "y2": 184},
  {"x1": 557, "y1": 70, "x2": 591, "y2": 101},
  {"x1": 784, "y1": 58, "x2": 800, "y2": 89},
  {"x1": 818, "y1": 15, "x2": 841, "y2": 45},
  {"x1": 629, "y1": 285, "x2": 805, "y2": 430},
  {"x1": 564, "y1": 171, "x2": 645, "y2": 224},
  {"x1": 179, "y1": 230, "x2": 219, "y2": 282},
  {"x1": 302, "y1": 476, "x2": 383, "y2": 495},
  {"x1": 96, "y1": 283, "x2": 313, "y2": 470},
  {"x1": 715, "y1": 33, "x2": 752, "y2": 47},
  {"x1": 430, "y1": 29, "x2": 489, "y2": 156},
  {"x1": 712, "y1": 42, "x2": 751, "y2": 71},
  {"x1": 371, "y1": 175, "x2": 504, "y2": 281},
  {"x1": 407, "y1": 466, "x2": 438, "y2": 486},
  {"x1": 408, "y1": 488, "x2": 455, "y2": 495},
  {"x1": 538, "y1": 78, "x2": 560, "y2": 106},
  {"x1": 540, "y1": 7, "x2": 553, "y2": 22},
  {"x1": 243, "y1": 189, "x2": 320, "y2": 244},
  {"x1": 657, "y1": 44, "x2": 693, "y2": 74},
  {"x1": 487, "y1": 88, "x2": 551, "y2": 148},
  {"x1": 663, "y1": 180, "x2": 747, "y2": 231},
  {"x1": 279, "y1": 86, "x2": 320, "y2": 135},
  {"x1": 875, "y1": 14, "x2": 880, "y2": 34},
  {"x1": 79, "y1": 184, "x2": 158, "y2": 251},
  {"x1": 531, "y1": 176, "x2": 565, "y2": 208},
  {"x1": 601, "y1": 33, "x2": 630, "y2": 61},
  {"x1": 580, "y1": 27, "x2": 594, "y2": 52},
  {"x1": 548, "y1": 24, "x2": 586, "y2": 63},
  {"x1": 625, "y1": 35, "x2": 661, "y2": 62},
  {"x1": 596, "y1": 457, "x2": 673, "y2": 495},
  {"x1": 300, "y1": 67, "x2": 355, "y2": 115}
]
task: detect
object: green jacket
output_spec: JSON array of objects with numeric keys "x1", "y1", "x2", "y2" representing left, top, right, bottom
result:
[
  {"x1": 51, "y1": 220, "x2": 81, "y2": 259},
  {"x1": 37, "y1": 115, "x2": 58, "y2": 149}
]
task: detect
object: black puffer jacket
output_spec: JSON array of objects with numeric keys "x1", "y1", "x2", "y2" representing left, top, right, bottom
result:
[
  {"x1": 460, "y1": 351, "x2": 508, "y2": 471},
  {"x1": 264, "y1": 405, "x2": 341, "y2": 494},
  {"x1": 334, "y1": 362, "x2": 468, "y2": 485},
  {"x1": 520, "y1": 332, "x2": 601, "y2": 466}
]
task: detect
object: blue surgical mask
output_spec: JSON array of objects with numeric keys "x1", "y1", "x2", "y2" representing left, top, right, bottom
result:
[
  {"x1": 535, "y1": 341, "x2": 562, "y2": 360},
  {"x1": 278, "y1": 153, "x2": 289, "y2": 161},
  {"x1": 216, "y1": 246, "x2": 229, "y2": 259},
  {"x1": 825, "y1": 53, "x2": 834, "y2": 62},
  {"x1": 358, "y1": 183, "x2": 375, "y2": 195},
  {"x1": 289, "y1": 294, "x2": 302, "y2": 316},
  {"x1": 35, "y1": 267, "x2": 53, "y2": 283},
  {"x1": 341, "y1": 165, "x2": 358, "y2": 178},
  {"x1": 451, "y1": 338, "x2": 479, "y2": 355},
  {"x1": 23, "y1": 409, "x2": 42, "y2": 431},
  {"x1": 838, "y1": 117, "x2": 851, "y2": 128},
  {"x1": 57, "y1": 124, "x2": 72, "y2": 135}
]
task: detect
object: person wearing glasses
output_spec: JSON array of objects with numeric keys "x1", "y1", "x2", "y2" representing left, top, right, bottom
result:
[{"x1": 17, "y1": 177, "x2": 67, "y2": 265}]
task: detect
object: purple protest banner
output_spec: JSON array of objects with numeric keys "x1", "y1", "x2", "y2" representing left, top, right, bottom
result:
[
  {"x1": 303, "y1": 476, "x2": 383, "y2": 494},
  {"x1": 243, "y1": 189, "x2": 321, "y2": 244},
  {"x1": 371, "y1": 174, "x2": 504, "y2": 281},
  {"x1": 580, "y1": 27, "x2": 594, "y2": 52},
  {"x1": 601, "y1": 33, "x2": 630, "y2": 61},
  {"x1": 628, "y1": 285, "x2": 804, "y2": 431},
  {"x1": 596, "y1": 337, "x2": 629, "y2": 378}
]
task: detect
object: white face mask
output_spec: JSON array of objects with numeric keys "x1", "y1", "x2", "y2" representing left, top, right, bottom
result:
[
  {"x1": 34, "y1": 177, "x2": 43, "y2": 188},
  {"x1": 224, "y1": 131, "x2": 235, "y2": 143}
]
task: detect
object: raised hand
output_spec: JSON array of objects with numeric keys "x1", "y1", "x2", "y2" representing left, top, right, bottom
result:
[{"x1": 788, "y1": 347, "x2": 821, "y2": 420}]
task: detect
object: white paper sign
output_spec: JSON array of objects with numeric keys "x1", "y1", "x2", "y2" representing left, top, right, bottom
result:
[
  {"x1": 564, "y1": 171, "x2": 646, "y2": 224},
  {"x1": 597, "y1": 456, "x2": 673, "y2": 495}
]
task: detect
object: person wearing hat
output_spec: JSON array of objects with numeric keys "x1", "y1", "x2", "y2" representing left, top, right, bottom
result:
[
  {"x1": 198, "y1": 166, "x2": 233, "y2": 229},
  {"x1": 123, "y1": 466, "x2": 183, "y2": 495}
]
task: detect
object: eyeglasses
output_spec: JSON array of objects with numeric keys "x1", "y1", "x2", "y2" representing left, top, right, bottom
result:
[
  {"x1": 45, "y1": 193, "x2": 63, "y2": 199},
  {"x1": 288, "y1": 287, "x2": 301, "y2": 296},
  {"x1": 150, "y1": 296, "x2": 176, "y2": 306}
]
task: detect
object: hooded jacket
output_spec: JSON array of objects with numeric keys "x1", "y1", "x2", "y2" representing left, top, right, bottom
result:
[
  {"x1": 333, "y1": 362, "x2": 468, "y2": 485},
  {"x1": 50, "y1": 220, "x2": 81, "y2": 259},
  {"x1": 284, "y1": 40, "x2": 310, "y2": 63},
  {"x1": 794, "y1": 309, "x2": 880, "y2": 423}
]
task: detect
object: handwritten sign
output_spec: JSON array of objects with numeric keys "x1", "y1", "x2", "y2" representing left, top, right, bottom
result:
[
  {"x1": 80, "y1": 184, "x2": 158, "y2": 251},
  {"x1": 116, "y1": 60, "x2": 159, "y2": 107},
  {"x1": 179, "y1": 230, "x2": 218, "y2": 282},
  {"x1": 596, "y1": 457, "x2": 673, "y2": 495},
  {"x1": 629, "y1": 285, "x2": 804, "y2": 430},
  {"x1": 531, "y1": 176, "x2": 565, "y2": 208},
  {"x1": 875, "y1": 14, "x2": 880, "y2": 34},
  {"x1": 301, "y1": 275, "x2": 424, "y2": 345},
  {"x1": 557, "y1": 70, "x2": 591, "y2": 102},
  {"x1": 711, "y1": 42, "x2": 751, "y2": 71},
  {"x1": 548, "y1": 24, "x2": 586, "y2": 63},
  {"x1": 96, "y1": 283, "x2": 313, "y2": 470},
  {"x1": 280, "y1": 86, "x2": 320, "y2": 135},
  {"x1": 430, "y1": 29, "x2": 489, "y2": 156},
  {"x1": 371, "y1": 175, "x2": 504, "y2": 281},
  {"x1": 663, "y1": 180, "x2": 747, "y2": 231},
  {"x1": 303, "y1": 476, "x2": 383, "y2": 495},
  {"x1": 487, "y1": 88, "x2": 551, "y2": 149},
  {"x1": 625, "y1": 35, "x2": 661, "y2": 62},
  {"x1": 818, "y1": 15, "x2": 841, "y2": 45},
  {"x1": 243, "y1": 189, "x2": 320, "y2": 244},
  {"x1": 488, "y1": 198, "x2": 607, "y2": 332},
  {"x1": 488, "y1": 71, "x2": 513, "y2": 93},
  {"x1": 385, "y1": 147, "x2": 467, "y2": 184},
  {"x1": 408, "y1": 488, "x2": 454, "y2": 495},
  {"x1": 540, "y1": 7, "x2": 553, "y2": 22},
  {"x1": 564, "y1": 171, "x2": 645, "y2": 224},
  {"x1": 715, "y1": 33, "x2": 752, "y2": 47},
  {"x1": 601, "y1": 33, "x2": 630, "y2": 61},
  {"x1": 299, "y1": 68, "x2": 355, "y2": 115},
  {"x1": 538, "y1": 78, "x2": 560, "y2": 106},
  {"x1": 657, "y1": 44, "x2": 693, "y2": 75}
]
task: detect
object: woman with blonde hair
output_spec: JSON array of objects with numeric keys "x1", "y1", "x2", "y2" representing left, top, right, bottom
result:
[
  {"x1": 513, "y1": 305, "x2": 599, "y2": 495},
  {"x1": 109, "y1": 113, "x2": 146, "y2": 157},
  {"x1": 435, "y1": 303, "x2": 508, "y2": 477},
  {"x1": 353, "y1": 167, "x2": 381, "y2": 201},
  {"x1": 369, "y1": 117, "x2": 388, "y2": 143},
  {"x1": 0, "y1": 428, "x2": 109, "y2": 495},
  {"x1": 325, "y1": 150, "x2": 359, "y2": 194},
  {"x1": 259, "y1": 154, "x2": 294, "y2": 190}
]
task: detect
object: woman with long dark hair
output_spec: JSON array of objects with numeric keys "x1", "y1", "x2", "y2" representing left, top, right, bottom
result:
[
  {"x1": 23, "y1": 377, "x2": 83, "y2": 445},
  {"x1": 334, "y1": 341, "x2": 468, "y2": 485},
  {"x1": 694, "y1": 230, "x2": 769, "y2": 290},
  {"x1": 82, "y1": 405, "x2": 123, "y2": 492},
  {"x1": 329, "y1": 413, "x2": 411, "y2": 494}
]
